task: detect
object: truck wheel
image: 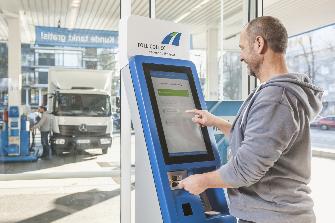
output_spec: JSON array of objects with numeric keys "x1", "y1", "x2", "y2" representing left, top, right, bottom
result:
[
  {"x1": 72, "y1": 147, "x2": 79, "y2": 156},
  {"x1": 55, "y1": 150, "x2": 63, "y2": 156},
  {"x1": 102, "y1": 147, "x2": 108, "y2": 154},
  {"x1": 51, "y1": 146, "x2": 56, "y2": 155},
  {"x1": 52, "y1": 145, "x2": 62, "y2": 156}
]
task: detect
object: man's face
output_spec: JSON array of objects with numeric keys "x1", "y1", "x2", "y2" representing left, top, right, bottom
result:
[{"x1": 239, "y1": 30, "x2": 262, "y2": 77}]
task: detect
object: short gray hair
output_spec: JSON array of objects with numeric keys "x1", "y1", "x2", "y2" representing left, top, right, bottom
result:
[{"x1": 246, "y1": 16, "x2": 288, "y2": 53}]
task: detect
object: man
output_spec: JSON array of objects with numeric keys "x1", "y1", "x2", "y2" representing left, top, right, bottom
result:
[
  {"x1": 179, "y1": 16, "x2": 323, "y2": 223},
  {"x1": 32, "y1": 106, "x2": 51, "y2": 159},
  {"x1": 28, "y1": 108, "x2": 39, "y2": 152}
]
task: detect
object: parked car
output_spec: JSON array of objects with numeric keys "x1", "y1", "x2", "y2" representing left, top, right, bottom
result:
[
  {"x1": 310, "y1": 115, "x2": 335, "y2": 130},
  {"x1": 310, "y1": 115, "x2": 323, "y2": 127}
]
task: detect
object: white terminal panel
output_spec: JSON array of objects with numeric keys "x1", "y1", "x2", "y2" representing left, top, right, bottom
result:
[{"x1": 119, "y1": 15, "x2": 191, "y2": 68}]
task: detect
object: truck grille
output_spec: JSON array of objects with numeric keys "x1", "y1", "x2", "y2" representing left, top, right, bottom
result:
[{"x1": 59, "y1": 125, "x2": 107, "y2": 136}]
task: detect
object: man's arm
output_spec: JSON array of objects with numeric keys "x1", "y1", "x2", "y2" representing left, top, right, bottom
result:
[
  {"x1": 218, "y1": 101, "x2": 298, "y2": 188},
  {"x1": 181, "y1": 100, "x2": 299, "y2": 195},
  {"x1": 33, "y1": 114, "x2": 46, "y2": 129},
  {"x1": 215, "y1": 118, "x2": 232, "y2": 137}
]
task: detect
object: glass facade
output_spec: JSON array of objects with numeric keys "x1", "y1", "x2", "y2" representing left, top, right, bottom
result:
[
  {"x1": 155, "y1": 0, "x2": 244, "y2": 100},
  {"x1": 0, "y1": 43, "x2": 8, "y2": 79},
  {"x1": 0, "y1": 43, "x2": 8, "y2": 103},
  {"x1": 219, "y1": 0, "x2": 243, "y2": 100},
  {"x1": 0, "y1": 2, "x2": 122, "y2": 222},
  {"x1": 0, "y1": 1, "x2": 334, "y2": 222},
  {"x1": 0, "y1": 44, "x2": 119, "y2": 107},
  {"x1": 286, "y1": 24, "x2": 335, "y2": 116},
  {"x1": 284, "y1": 24, "x2": 335, "y2": 159}
]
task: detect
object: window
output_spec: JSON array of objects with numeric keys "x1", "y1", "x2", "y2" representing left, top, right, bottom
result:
[
  {"x1": 38, "y1": 52, "x2": 55, "y2": 66},
  {"x1": 30, "y1": 88, "x2": 39, "y2": 105},
  {"x1": 55, "y1": 94, "x2": 111, "y2": 117},
  {"x1": 0, "y1": 43, "x2": 8, "y2": 78},
  {"x1": 38, "y1": 72, "x2": 48, "y2": 84},
  {"x1": 63, "y1": 51, "x2": 82, "y2": 67},
  {"x1": 85, "y1": 60, "x2": 98, "y2": 69}
]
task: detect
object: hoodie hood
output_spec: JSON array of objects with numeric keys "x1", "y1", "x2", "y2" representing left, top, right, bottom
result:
[{"x1": 264, "y1": 73, "x2": 323, "y2": 120}]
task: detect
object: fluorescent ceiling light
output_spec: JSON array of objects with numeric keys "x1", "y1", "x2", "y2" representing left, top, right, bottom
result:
[
  {"x1": 0, "y1": 9, "x2": 19, "y2": 19},
  {"x1": 174, "y1": 0, "x2": 210, "y2": 23},
  {"x1": 68, "y1": 0, "x2": 81, "y2": 29},
  {"x1": 71, "y1": 0, "x2": 81, "y2": 7}
]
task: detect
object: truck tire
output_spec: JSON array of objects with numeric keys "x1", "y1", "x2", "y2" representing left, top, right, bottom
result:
[
  {"x1": 72, "y1": 147, "x2": 79, "y2": 156},
  {"x1": 52, "y1": 145, "x2": 63, "y2": 156},
  {"x1": 102, "y1": 147, "x2": 108, "y2": 154},
  {"x1": 55, "y1": 150, "x2": 63, "y2": 156}
]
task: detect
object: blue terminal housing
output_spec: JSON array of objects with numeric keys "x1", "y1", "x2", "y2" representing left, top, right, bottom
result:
[{"x1": 128, "y1": 55, "x2": 236, "y2": 223}]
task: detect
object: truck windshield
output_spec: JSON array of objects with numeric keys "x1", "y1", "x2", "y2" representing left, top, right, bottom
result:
[{"x1": 54, "y1": 93, "x2": 111, "y2": 117}]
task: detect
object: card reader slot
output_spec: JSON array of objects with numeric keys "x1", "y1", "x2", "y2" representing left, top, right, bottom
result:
[
  {"x1": 168, "y1": 171, "x2": 187, "y2": 190},
  {"x1": 199, "y1": 191, "x2": 221, "y2": 217},
  {"x1": 171, "y1": 180, "x2": 180, "y2": 188},
  {"x1": 199, "y1": 192, "x2": 212, "y2": 212}
]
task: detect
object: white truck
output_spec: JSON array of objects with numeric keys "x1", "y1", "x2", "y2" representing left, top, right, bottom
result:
[{"x1": 48, "y1": 68, "x2": 113, "y2": 155}]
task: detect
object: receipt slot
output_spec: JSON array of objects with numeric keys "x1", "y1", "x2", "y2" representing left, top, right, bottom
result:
[{"x1": 123, "y1": 55, "x2": 236, "y2": 223}]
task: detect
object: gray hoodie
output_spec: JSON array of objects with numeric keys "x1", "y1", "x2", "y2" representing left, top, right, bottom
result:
[
  {"x1": 218, "y1": 73, "x2": 323, "y2": 223},
  {"x1": 34, "y1": 112, "x2": 52, "y2": 132}
]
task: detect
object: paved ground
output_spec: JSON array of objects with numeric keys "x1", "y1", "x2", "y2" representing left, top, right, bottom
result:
[
  {"x1": 0, "y1": 134, "x2": 334, "y2": 222},
  {"x1": 0, "y1": 134, "x2": 135, "y2": 223},
  {"x1": 310, "y1": 157, "x2": 335, "y2": 223},
  {"x1": 0, "y1": 178, "x2": 121, "y2": 223}
]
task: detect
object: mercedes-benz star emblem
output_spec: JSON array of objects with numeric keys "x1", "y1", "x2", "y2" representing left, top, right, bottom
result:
[{"x1": 79, "y1": 124, "x2": 88, "y2": 132}]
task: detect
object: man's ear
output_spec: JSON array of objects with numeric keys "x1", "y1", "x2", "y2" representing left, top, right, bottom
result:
[{"x1": 254, "y1": 36, "x2": 266, "y2": 54}]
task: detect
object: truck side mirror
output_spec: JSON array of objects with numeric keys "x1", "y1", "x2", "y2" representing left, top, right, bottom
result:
[{"x1": 116, "y1": 97, "x2": 120, "y2": 108}]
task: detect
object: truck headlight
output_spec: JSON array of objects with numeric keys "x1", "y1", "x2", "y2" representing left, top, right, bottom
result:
[
  {"x1": 55, "y1": 139, "x2": 65, "y2": 144},
  {"x1": 100, "y1": 138, "x2": 111, "y2": 144}
]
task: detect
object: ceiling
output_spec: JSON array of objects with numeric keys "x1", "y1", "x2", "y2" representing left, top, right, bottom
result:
[
  {"x1": 0, "y1": 0, "x2": 334, "y2": 44},
  {"x1": 264, "y1": 0, "x2": 335, "y2": 37}
]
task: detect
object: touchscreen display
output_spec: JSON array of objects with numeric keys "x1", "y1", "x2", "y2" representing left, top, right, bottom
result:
[
  {"x1": 142, "y1": 63, "x2": 214, "y2": 164},
  {"x1": 150, "y1": 71, "x2": 208, "y2": 156}
]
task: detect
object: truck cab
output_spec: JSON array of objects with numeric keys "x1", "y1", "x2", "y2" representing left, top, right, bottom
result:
[{"x1": 48, "y1": 68, "x2": 113, "y2": 155}]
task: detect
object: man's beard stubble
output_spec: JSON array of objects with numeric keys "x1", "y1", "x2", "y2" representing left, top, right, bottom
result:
[{"x1": 248, "y1": 68, "x2": 257, "y2": 77}]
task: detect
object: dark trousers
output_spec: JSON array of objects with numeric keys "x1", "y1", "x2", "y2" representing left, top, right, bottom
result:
[
  {"x1": 239, "y1": 220, "x2": 256, "y2": 223},
  {"x1": 41, "y1": 131, "x2": 50, "y2": 158}
]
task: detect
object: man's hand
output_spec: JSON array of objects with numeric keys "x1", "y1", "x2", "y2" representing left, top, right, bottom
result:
[
  {"x1": 185, "y1": 109, "x2": 218, "y2": 127},
  {"x1": 179, "y1": 171, "x2": 233, "y2": 195},
  {"x1": 178, "y1": 174, "x2": 208, "y2": 195},
  {"x1": 185, "y1": 109, "x2": 232, "y2": 136}
]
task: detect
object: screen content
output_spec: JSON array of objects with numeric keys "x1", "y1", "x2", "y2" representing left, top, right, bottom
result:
[{"x1": 150, "y1": 71, "x2": 207, "y2": 156}]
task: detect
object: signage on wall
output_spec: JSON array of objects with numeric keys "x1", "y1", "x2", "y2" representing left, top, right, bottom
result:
[
  {"x1": 35, "y1": 26, "x2": 118, "y2": 48},
  {"x1": 119, "y1": 16, "x2": 190, "y2": 67}
]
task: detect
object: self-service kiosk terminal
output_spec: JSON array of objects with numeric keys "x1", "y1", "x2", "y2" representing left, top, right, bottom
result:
[{"x1": 123, "y1": 55, "x2": 236, "y2": 223}]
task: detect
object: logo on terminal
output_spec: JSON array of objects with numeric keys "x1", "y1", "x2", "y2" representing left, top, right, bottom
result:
[{"x1": 161, "y1": 32, "x2": 182, "y2": 46}]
